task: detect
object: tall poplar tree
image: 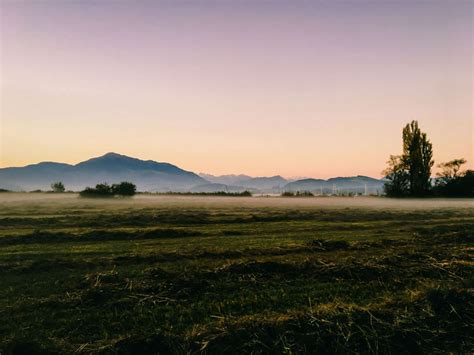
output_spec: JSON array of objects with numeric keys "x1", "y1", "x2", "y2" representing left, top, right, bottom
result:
[
  {"x1": 384, "y1": 120, "x2": 433, "y2": 196},
  {"x1": 402, "y1": 121, "x2": 433, "y2": 195}
]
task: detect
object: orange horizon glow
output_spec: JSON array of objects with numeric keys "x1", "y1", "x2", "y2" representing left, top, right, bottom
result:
[{"x1": 1, "y1": 1, "x2": 472, "y2": 178}]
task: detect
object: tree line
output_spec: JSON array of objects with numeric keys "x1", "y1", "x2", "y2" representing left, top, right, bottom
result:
[
  {"x1": 48, "y1": 181, "x2": 137, "y2": 197},
  {"x1": 383, "y1": 120, "x2": 473, "y2": 197}
]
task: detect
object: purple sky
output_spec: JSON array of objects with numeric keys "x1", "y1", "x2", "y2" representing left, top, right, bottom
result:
[{"x1": 1, "y1": 0, "x2": 472, "y2": 177}]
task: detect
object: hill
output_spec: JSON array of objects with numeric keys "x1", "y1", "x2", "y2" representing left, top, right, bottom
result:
[
  {"x1": 199, "y1": 174, "x2": 288, "y2": 192},
  {"x1": 0, "y1": 153, "x2": 205, "y2": 192},
  {"x1": 283, "y1": 176, "x2": 384, "y2": 194}
]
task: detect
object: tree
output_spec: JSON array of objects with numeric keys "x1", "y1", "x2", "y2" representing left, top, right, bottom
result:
[
  {"x1": 435, "y1": 170, "x2": 474, "y2": 197},
  {"x1": 95, "y1": 183, "x2": 113, "y2": 195},
  {"x1": 80, "y1": 182, "x2": 136, "y2": 197},
  {"x1": 382, "y1": 155, "x2": 409, "y2": 197},
  {"x1": 436, "y1": 159, "x2": 467, "y2": 185},
  {"x1": 51, "y1": 181, "x2": 65, "y2": 193},
  {"x1": 383, "y1": 121, "x2": 434, "y2": 196},
  {"x1": 434, "y1": 159, "x2": 473, "y2": 197},
  {"x1": 402, "y1": 121, "x2": 434, "y2": 195},
  {"x1": 111, "y1": 182, "x2": 136, "y2": 196},
  {"x1": 79, "y1": 183, "x2": 113, "y2": 197}
]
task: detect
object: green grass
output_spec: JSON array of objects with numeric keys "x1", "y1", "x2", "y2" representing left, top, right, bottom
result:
[{"x1": 0, "y1": 194, "x2": 473, "y2": 354}]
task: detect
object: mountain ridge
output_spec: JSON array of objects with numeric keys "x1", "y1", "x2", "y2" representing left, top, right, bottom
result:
[
  {"x1": 0, "y1": 153, "x2": 385, "y2": 193},
  {"x1": 0, "y1": 153, "x2": 205, "y2": 192}
]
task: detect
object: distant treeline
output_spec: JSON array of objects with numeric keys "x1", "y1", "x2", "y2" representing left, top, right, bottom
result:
[
  {"x1": 281, "y1": 191, "x2": 374, "y2": 197},
  {"x1": 383, "y1": 121, "x2": 473, "y2": 197},
  {"x1": 153, "y1": 191, "x2": 252, "y2": 197},
  {"x1": 281, "y1": 191, "x2": 314, "y2": 197}
]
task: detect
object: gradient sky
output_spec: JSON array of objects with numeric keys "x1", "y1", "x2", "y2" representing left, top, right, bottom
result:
[{"x1": 1, "y1": 0, "x2": 472, "y2": 178}]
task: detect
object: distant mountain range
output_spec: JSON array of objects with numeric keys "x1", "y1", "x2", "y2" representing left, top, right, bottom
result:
[
  {"x1": 0, "y1": 152, "x2": 385, "y2": 194},
  {"x1": 199, "y1": 174, "x2": 288, "y2": 191},
  {"x1": 283, "y1": 176, "x2": 384, "y2": 194},
  {"x1": 0, "y1": 153, "x2": 205, "y2": 192}
]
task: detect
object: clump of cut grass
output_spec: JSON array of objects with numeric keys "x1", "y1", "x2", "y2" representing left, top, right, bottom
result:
[{"x1": 308, "y1": 239, "x2": 351, "y2": 251}]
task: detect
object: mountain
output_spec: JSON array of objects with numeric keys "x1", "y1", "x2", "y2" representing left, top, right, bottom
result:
[
  {"x1": 199, "y1": 174, "x2": 288, "y2": 192},
  {"x1": 0, "y1": 153, "x2": 385, "y2": 194},
  {"x1": 283, "y1": 176, "x2": 385, "y2": 194},
  {"x1": 199, "y1": 174, "x2": 252, "y2": 185},
  {"x1": 237, "y1": 176, "x2": 288, "y2": 190},
  {"x1": 0, "y1": 153, "x2": 206, "y2": 192},
  {"x1": 283, "y1": 178, "x2": 327, "y2": 192}
]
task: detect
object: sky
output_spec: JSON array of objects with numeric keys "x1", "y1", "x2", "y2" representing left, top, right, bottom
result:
[{"x1": 1, "y1": 0, "x2": 472, "y2": 178}]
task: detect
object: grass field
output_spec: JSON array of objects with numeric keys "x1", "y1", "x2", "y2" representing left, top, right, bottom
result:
[{"x1": 0, "y1": 194, "x2": 473, "y2": 354}]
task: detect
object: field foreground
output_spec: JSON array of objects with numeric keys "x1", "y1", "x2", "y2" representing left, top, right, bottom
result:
[{"x1": 0, "y1": 194, "x2": 473, "y2": 354}]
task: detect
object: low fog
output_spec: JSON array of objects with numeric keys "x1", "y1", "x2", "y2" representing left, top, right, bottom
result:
[{"x1": 1, "y1": 193, "x2": 472, "y2": 211}]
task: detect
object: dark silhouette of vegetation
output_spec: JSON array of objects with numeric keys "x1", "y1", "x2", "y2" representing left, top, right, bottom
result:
[
  {"x1": 80, "y1": 182, "x2": 136, "y2": 198},
  {"x1": 383, "y1": 155, "x2": 409, "y2": 197},
  {"x1": 0, "y1": 188, "x2": 11, "y2": 193},
  {"x1": 402, "y1": 121, "x2": 434, "y2": 195},
  {"x1": 281, "y1": 191, "x2": 314, "y2": 197},
  {"x1": 384, "y1": 122, "x2": 473, "y2": 197},
  {"x1": 112, "y1": 182, "x2": 136, "y2": 196},
  {"x1": 436, "y1": 159, "x2": 466, "y2": 184},
  {"x1": 155, "y1": 191, "x2": 252, "y2": 197},
  {"x1": 80, "y1": 184, "x2": 112, "y2": 197},
  {"x1": 51, "y1": 181, "x2": 65, "y2": 193},
  {"x1": 384, "y1": 121, "x2": 434, "y2": 196},
  {"x1": 434, "y1": 159, "x2": 474, "y2": 197}
]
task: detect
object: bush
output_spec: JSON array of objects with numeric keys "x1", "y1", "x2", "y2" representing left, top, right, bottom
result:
[
  {"x1": 434, "y1": 170, "x2": 474, "y2": 197},
  {"x1": 156, "y1": 191, "x2": 252, "y2": 197},
  {"x1": 80, "y1": 182, "x2": 136, "y2": 198},
  {"x1": 80, "y1": 183, "x2": 113, "y2": 198},
  {"x1": 51, "y1": 182, "x2": 66, "y2": 193},
  {"x1": 112, "y1": 182, "x2": 136, "y2": 196},
  {"x1": 80, "y1": 185, "x2": 113, "y2": 198}
]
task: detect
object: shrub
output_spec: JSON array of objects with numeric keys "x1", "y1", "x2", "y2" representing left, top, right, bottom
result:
[
  {"x1": 80, "y1": 183, "x2": 113, "y2": 198},
  {"x1": 111, "y1": 182, "x2": 136, "y2": 196},
  {"x1": 434, "y1": 170, "x2": 474, "y2": 197},
  {"x1": 51, "y1": 182, "x2": 65, "y2": 193},
  {"x1": 80, "y1": 182, "x2": 137, "y2": 198}
]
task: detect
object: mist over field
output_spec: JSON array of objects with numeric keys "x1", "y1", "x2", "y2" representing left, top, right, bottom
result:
[{"x1": 1, "y1": 193, "x2": 473, "y2": 211}]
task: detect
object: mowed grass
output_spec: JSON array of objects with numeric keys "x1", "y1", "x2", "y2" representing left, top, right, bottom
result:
[{"x1": 0, "y1": 194, "x2": 473, "y2": 354}]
